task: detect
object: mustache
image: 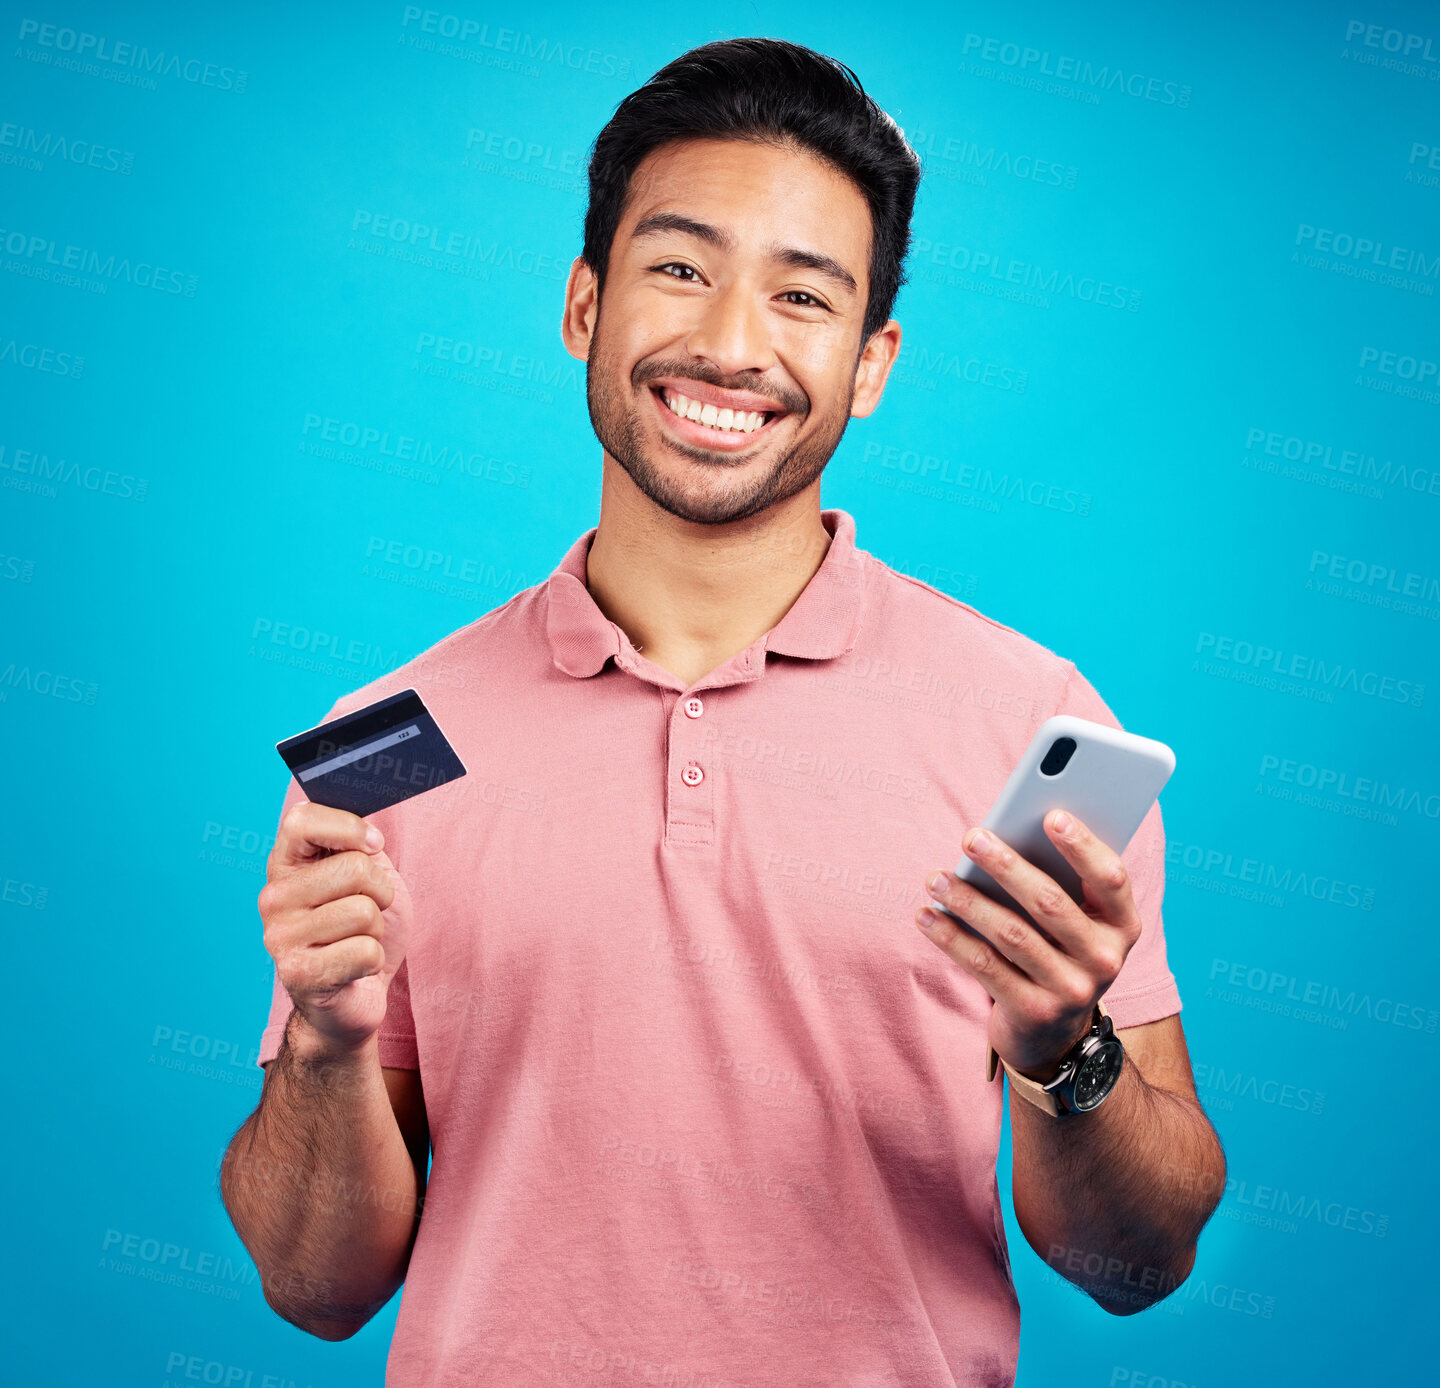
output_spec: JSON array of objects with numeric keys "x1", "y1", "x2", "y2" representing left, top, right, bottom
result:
[{"x1": 633, "y1": 359, "x2": 807, "y2": 416}]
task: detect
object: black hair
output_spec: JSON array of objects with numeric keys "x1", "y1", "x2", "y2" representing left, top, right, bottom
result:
[{"x1": 582, "y1": 37, "x2": 921, "y2": 346}]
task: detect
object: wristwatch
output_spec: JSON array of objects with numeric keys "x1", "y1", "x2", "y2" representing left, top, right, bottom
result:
[{"x1": 985, "y1": 1000, "x2": 1124, "y2": 1117}]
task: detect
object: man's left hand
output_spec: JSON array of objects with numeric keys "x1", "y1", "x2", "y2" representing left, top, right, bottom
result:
[{"x1": 914, "y1": 810, "x2": 1142, "y2": 1083}]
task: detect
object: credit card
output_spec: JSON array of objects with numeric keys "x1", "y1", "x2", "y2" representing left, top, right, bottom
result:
[{"x1": 276, "y1": 687, "x2": 467, "y2": 816}]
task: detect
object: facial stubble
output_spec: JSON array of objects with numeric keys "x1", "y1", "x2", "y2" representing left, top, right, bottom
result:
[{"x1": 585, "y1": 307, "x2": 857, "y2": 526}]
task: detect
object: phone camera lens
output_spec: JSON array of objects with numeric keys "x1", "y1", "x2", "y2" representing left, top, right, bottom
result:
[{"x1": 1040, "y1": 737, "x2": 1077, "y2": 776}]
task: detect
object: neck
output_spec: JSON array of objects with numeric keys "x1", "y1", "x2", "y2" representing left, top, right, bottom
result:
[{"x1": 583, "y1": 455, "x2": 833, "y2": 688}]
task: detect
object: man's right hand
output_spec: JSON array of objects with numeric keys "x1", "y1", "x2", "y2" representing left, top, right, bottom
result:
[{"x1": 259, "y1": 800, "x2": 409, "y2": 1057}]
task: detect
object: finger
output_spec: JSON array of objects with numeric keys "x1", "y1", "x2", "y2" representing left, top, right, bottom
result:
[
  {"x1": 287, "y1": 936, "x2": 386, "y2": 992},
  {"x1": 914, "y1": 900, "x2": 1048, "y2": 1013},
  {"x1": 961, "y1": 826, "x2": 1131, "y2": 981},
  {"x1": 262, "y1": 893, "x2": 386, "y2": 967},
  {"x1": 961, "y1": 829, "x2": 1128, "y2": 979},
  {"x1": 273, "y1": 800, "x2": 384, "y2": 868},
  {"x1": 923, "y1": 871, "x2": 1086, "y2": 995},
  {"x1": 960, "y1": 827, "x2": 1110, "y2": 955},
  {"x1": 264, "y1": 850, "x2": 395, "y2": 915},
  {"x1": 1042, "y1": 810, "x2": 1141, "y2": 940},
  {"x1": 305, "y1": 893, "x2": 386, "y2": 948}
]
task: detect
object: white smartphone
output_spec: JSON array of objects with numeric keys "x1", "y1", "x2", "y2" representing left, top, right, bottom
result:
[{"x1": 946, "y1": 715, "x2": 1176, "y2": 922}]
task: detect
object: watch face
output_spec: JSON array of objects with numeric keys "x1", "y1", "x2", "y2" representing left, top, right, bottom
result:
[{"x1": 1072, "y1": 1040, "x2": 1125, "y2": 1111}]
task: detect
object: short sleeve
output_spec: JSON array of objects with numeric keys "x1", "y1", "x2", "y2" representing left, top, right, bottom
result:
[
  {"x1": 254, "y1": 744, "x2": 420, "y2": 1071},
  {"x1": 1052, "y1": 661, "x2": 1182, "y2": 1029}
]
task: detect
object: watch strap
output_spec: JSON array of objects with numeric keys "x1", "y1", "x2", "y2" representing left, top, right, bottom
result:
[{"x1": 987, "y1": 1000, "x2": 1112, "y2": 1117}]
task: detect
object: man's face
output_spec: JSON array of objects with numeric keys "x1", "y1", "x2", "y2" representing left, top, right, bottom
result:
[{"x1": 567, "y1": 136, "x2": 889, "y2": 526}]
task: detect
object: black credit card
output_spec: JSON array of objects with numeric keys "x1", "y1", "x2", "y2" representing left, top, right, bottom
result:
[{"x1": 276, "y1": 687, "x2": 467, "y2": 816}]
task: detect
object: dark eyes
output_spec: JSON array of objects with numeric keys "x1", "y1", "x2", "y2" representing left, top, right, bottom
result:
[{"x1": 649, "y1": 262, "x2": 829, "y2": 311}]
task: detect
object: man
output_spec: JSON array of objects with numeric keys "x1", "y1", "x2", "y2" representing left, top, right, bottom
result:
[{"x1": 222, "y1": 37, "x2": 1225, "y2": 1386}]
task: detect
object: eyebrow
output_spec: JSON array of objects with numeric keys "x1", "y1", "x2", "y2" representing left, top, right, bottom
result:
[{"x1": 630, "y1": 211, "x2": 858, "y2": 297}]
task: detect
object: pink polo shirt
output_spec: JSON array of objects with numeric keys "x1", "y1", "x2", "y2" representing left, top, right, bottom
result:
[{"x1": 256, "y1": 507, "x2": 1180, "y2": 1386}]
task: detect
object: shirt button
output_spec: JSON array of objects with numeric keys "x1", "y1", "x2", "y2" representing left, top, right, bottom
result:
[
  {"x1": 683, "y1": 697, "x2": 704, "y2": 719},
  {"x1": 681, "y1": 763, "x2": 704, "y2": 787}
]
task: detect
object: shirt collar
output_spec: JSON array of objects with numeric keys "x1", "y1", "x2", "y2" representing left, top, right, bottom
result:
[{"x1": 545, "y1": 508, "x2": 867, "y2": 679}]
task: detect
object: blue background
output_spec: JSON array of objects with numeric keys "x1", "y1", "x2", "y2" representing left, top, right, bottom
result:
[{"x1": 5, "y1": 1, "x2": 1437, "y2": 1383}]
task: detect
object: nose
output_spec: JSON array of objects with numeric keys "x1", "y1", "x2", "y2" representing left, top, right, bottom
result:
[{"x1": 683, "y1": 280, "x2": 776, "y2": 379}]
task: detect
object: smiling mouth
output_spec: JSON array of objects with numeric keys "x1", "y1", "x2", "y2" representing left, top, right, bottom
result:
[{"x1": 649, "y1": 383, "x2": 787, "y2": 445}]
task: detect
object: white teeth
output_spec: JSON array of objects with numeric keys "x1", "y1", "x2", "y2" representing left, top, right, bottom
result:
[{"x1": 661, "y1": 388, "x2": 770, "y2": 433}]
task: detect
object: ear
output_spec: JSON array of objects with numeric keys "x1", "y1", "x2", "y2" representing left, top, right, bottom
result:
[
  {"x1": 561, "y1": 255, "x2": 600, "y2": 362},
  {"x1": 849, "y1": 319, "x2": 902, "y2": 419}
]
